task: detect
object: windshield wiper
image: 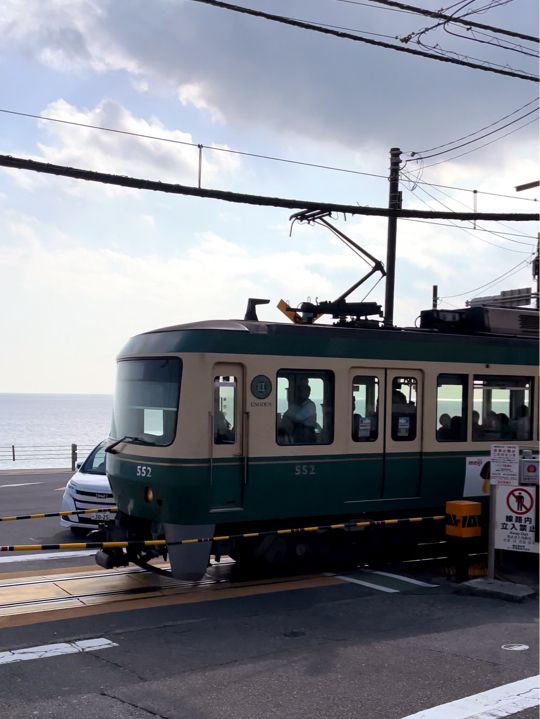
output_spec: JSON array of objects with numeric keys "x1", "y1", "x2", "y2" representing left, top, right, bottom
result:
[{"x1": 105, "y1": 436, "x2": 155, "y2": 454}]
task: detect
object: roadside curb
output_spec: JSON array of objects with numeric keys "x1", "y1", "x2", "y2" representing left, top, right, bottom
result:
[{"x1": 0, "y1": 468, "x2": 72, "y2": 476}]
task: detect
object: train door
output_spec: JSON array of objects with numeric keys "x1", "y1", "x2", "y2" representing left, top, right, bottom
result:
[
  {"x1": 383, "y1": 369, "x2": 423, "y2": 498},
  {"x1": 347, "y1": 370, "x2": 385, "y2": 500},
  {"x1": 210, "y1": 364, "x2": 245, "y2": 510}
]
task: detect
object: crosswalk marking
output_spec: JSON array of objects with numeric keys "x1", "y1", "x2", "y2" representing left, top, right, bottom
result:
[
  {"x1": 335, "y1": 575, "x2": 399, "y2": 592},
  {"x1": 400, "y1": 674, "x2": 539, "y2": 718},
  {"x1": 0, "y1": 638, "x2": 118, "y2": 665},
  {"x1": 366, "y1": 570, "x2": 438, "y2": 587},
  {"x1": 330, "y1": 568, "x2": 439, "y2": 593}
]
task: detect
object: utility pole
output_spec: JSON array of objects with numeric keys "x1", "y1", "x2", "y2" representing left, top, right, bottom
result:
[
  {"x1": 384, "y1": 147, "x2": 402, "y2": 326},
  {"x1": 534, "y1": 233, "x2": 539, "y2": 309}
]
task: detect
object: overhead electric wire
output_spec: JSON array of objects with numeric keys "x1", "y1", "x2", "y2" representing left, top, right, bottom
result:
[
  {"x1": 187, "y1": 0, "x2": 539, "y2": 82},
  {"x1": 356, "y1": 0, "x2": 538, "y2": 42},
  {"x1": 0, "y1": 107, "x2": 388, "y2": 182},
  {"x1": 400, "y1": 184, "x2": 534, "y2": 253},
  {"x1": 1, "y1": 153, "x2": 538, "y2": 222},
  {"x1": 438, "y1": 258, "x2": 532, "y2": 299},
  {"x1": 401, "y1": 217, "x2": 537, "y2": 238},
  {"x1": 407, "y1": 96, "x2": 538, "y2": 156},
  {"x1": 402, "y1": 177, "x2": 536, "y2": 248},
  {"x1": 420, "y1": 115, "x2": 539, "y2": 168},
  {"x1": 442, "y1": 25, "x2": 540, "y2": 59},
  {"x1": 407, "y1": 107, "x2": 538, "y2": 161},
  {"x1": 402, "y1": 174, "x2": 536, "y2": 240},
  {"x1": 3, "y1": 106, "x2": 536, "y2": 204}
]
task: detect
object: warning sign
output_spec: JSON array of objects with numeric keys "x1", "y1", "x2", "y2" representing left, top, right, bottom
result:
[{"x1": 495, "y1": 485, "x2": 538, "y2": 554}]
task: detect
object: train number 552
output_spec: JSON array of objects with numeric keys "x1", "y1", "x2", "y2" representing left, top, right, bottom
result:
[
  {"x1": 294, "y1": 464, "x2": 315, "y2": 476},
  {"x1": 136, "y1": 465, "x2": 152, "y2": 478}
]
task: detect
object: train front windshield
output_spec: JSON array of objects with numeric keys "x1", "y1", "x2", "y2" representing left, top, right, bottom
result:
[{"x1": 110, "y1": 358, "x2": 182, "y2": 446}]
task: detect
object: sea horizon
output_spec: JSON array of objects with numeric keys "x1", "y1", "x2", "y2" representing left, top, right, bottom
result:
[{"x1": 0, "y1": 393, "x2": 113, "y2": 470}]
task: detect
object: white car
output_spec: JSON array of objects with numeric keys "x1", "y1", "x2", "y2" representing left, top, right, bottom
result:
[{"x1": 61, "y1": 440, "x2": 116, "y2": 533}]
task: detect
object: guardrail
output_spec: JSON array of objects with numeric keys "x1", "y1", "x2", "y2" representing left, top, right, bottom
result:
[{"x1": 0, "y1": 444, "x2": 96, "y2": 471}]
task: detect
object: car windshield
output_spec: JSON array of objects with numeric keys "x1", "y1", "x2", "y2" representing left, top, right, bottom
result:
[
  {"x1": 81, "y1": 442, "x2": 107, "y2": 475},
  {"x1": 110, "y1": 358, "x2": 182, "y2": 447}
]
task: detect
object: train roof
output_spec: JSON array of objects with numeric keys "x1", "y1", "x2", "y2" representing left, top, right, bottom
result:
[{"x1": 119, "y1": 311, "x2": 539, "y2": 367}]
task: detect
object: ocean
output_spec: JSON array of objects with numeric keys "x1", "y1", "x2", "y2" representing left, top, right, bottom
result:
[{"x1": 0, "y1": 394, "x2": 113, "y2": 470}]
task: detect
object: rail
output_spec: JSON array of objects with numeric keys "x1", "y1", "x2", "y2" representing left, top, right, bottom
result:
[{"x1": 0, "y1": 443, "x2": 96, "y2": 471}]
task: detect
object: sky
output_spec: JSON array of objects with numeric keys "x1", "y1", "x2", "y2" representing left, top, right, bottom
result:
[{"x1": 0, "y1": 0, "x2": 538, "y2": 394}]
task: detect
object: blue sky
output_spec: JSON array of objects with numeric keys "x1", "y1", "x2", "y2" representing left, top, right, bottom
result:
[{"x1": 0, "y1": 0, "x2": 538, "y2": 393}]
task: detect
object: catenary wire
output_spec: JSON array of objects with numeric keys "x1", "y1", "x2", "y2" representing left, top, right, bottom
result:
[
  {"x1": 400, "y1": 217, "x2": 537, "y2": 238},
  {"x1": 401, "y1": 170, "x2": 536, "y2": 242},
  {"x1": 2, "y1": 106, "x2": 536, "y2": 204},
  {"x1": 438, "y1": 258, "x2": 532, "y2": 299},
  {"x1": 401, "y1": 184, "x2": 534, "y2": 253}
]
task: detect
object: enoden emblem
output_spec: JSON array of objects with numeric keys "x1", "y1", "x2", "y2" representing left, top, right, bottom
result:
[{"x1": 251, "y1": 375, "x2": 272, "y2": 399}]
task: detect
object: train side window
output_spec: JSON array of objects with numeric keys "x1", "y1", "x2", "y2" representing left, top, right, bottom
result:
[
  {"x1": 436, "y1": 374, "x2": 467, "y2": 442},
  {"x1": 352, "y1": 376, "x2": 379, "y2": 442},
  {"x1": 214, "y1": 376, "x2": 236, "y2": 444},
  {"x1": 276, "y1": 370, "x2": 334, "y2": 445},
  {"x1": 473, "y1": 375, "x2": 533, "y2": 441},
  {"x1": 391, "y1": 377, "x2": 417, "y2": 441}
]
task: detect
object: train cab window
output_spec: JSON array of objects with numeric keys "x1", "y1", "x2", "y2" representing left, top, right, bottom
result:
[
  {"x1": 111, "y1": 358, "x2": 182, "y2": 446},
  {"x1": 473, "y1": 375, "x2": 533, "y2": 441},
  {"x1": 214, "y1": 376, "x2": 236, "y2": 444},
  {"x1": 276, "y1": 370, "x2": 334, "y2": 445},
  {"x1": 352, "y1": 376, "x2": 379, "y2": 442},
  {"x1": 391, "y1": 377, "x2": 417, "y2": 441},
  {"x1": 436, "y1": 374, "x2": 467, "y2": 442}
]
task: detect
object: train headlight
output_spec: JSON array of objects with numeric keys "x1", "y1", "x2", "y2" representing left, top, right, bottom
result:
[{"x1": 145, "y1": 486, "x2": 154, "y2": 503}]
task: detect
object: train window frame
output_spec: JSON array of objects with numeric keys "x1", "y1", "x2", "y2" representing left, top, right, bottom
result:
[
  {"x1": 276, "y1": 370, "x2": 334, "y2": 446},
  {"x1": 436, "y1": 374, "x2": 468, "y2": 442},
  {"x1": 213, "y1": 375, "x2": 237, "y2": 445},
  {"x1": 352, "y1": 375, "x2": 379, "y2": 442},
  {"x1": 472, "y1": 375, "x2": 533, "y2": 442},
  {"x1": 110, "y1": 357, "x2": 182, "y2": 447},
  {"x1": 391, "y1": 376, "x2": 418, "y2": 442}
]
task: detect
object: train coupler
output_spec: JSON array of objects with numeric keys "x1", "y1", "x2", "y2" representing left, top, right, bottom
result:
[{"x1": 95, "y1": 548, "x2": 129, "y2": 570}]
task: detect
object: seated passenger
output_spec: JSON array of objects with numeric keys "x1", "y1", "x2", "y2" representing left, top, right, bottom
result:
[
  {"x1": 511, "y1": 405, "x2": 530, "y2": 440},
  {"x1": 497, "y1": 413, "x2": 515, "y2": 439},
  {"x1": 450, "y1": 415, "x2": 463, "y2": 441},
  {"x1": 472, "y1": 410, "x2": 483, "y2": 440},
  {"x1": 281, "y1": 380, "x2": 317, "y2": 444},
  {"x1": 437, "y1": 413, "x2": 452, "y2": 440}
]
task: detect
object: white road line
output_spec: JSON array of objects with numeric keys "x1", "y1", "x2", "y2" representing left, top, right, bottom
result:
[
  {"x1": 366, "y1": 570, "x2": 438, "y2": 587},
  {"x1": 0, "y1": 638, "x2": 118, "y2": 666},
  {"x1": 401, "y1": 674, "x2": 540, "y2": 719},
  {"x1": 0, "y1": 550, "x2": 96, "y2": 564},
  {"x1": 0, "y1": 482, "x2": 44, "y2": 488},
  {"x1": 335, "y1": 575, "x2": 399, "y2": 592}
]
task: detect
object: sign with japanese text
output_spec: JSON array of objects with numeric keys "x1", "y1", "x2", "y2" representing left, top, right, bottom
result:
[
  {"x1": 494, "y1": 485, "x2": 538, "y2": 554},
  {"x1": 490, "y1": 444, "x2": 520, "y2": 486}
]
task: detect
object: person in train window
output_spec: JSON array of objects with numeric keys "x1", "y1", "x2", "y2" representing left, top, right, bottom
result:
[
  {"x1": 511, "y1": 404, "x2": 530, "y2": 440},
  {"x1": 214, "y1": 410, "x2": 234, "y2": 443},
  {"x1": 281, "y1": 379, "x2": 317, "y2": 444},
  {"x1": 472, "y1": 410, "x2": 483, "y2": 440},
  {"x1": 497, "y1": 413, "x2": 515, "y2": 439},
  {"x1": 392, "y1": 388, "x2": 416, "y2": 439},
  {"x1": 437, "y1": 413, "x2": 452, "y2": 440}
]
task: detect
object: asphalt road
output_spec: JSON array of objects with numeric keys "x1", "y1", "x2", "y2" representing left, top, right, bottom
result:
[
  {"x1": 1, "y1": 568, "x2": 539, "y2": 719},
  {"x1": 0, "y1": 470, "x2": 538, "y2": 719},
  {"x1": 0, "y1": 468, "x2": 89, "y2": 571}
]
